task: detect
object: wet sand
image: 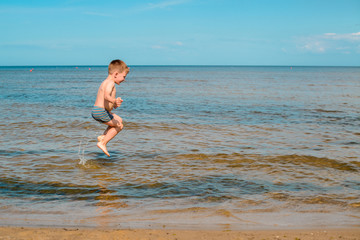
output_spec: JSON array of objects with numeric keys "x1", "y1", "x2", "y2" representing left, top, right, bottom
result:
[{"x1": 0, "y1": 227, "x2": 359, "y2": 240}]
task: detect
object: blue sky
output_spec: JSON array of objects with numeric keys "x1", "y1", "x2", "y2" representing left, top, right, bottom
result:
[{"x1": 0, "y1": 0, "x2": 359, "y2": 66}]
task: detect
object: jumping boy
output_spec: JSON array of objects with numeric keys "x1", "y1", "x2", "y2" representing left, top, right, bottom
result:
[{"x1": 91, "y1": 59, "x2": 129, "y2": 156}]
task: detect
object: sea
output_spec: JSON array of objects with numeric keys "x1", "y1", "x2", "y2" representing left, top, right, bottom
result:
[{"x1": 0, "y1": 66, "x2": 359, "y2": 230}]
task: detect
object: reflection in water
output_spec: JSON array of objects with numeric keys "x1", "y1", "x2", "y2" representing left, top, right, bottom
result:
[{"x1": 94, "y1": 174, "x2": 118, "y2": 228}]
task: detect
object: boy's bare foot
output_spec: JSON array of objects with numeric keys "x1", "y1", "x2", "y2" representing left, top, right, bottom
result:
[
  {"x1": 97, "y1": 142, "x2": 110, "y2": 157},
  {"x1": 97, "y1": 135, "x2": 105, "y2": 142}
]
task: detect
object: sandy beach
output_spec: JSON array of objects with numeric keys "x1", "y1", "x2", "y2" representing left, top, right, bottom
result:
[{"x1": 0, "y1": 227, "x2": 359, "y2": 240}]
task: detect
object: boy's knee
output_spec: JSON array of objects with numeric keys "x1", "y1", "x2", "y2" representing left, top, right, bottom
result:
[
  {"x1": 112, "y1": 116, "x2": 123, "y2": 128},
  {"x1": 116, "y1": 121, "x2": 123, "y2": 131},
  {"x1": 114, "y1": 115, "x2": 122, "y2": 123}
]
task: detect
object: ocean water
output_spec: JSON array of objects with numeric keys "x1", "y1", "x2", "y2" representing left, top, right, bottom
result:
[{"x1": 0, "y1": 66, "x2": 359, "y2": 229}]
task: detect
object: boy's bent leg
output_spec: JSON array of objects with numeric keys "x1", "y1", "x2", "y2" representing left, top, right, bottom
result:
[
  {"x1": 102, "y1": 126, "x2": 112, "y2": 136},
  {"x1": 107, "y1": 114, "x2": 123, "y2": 130},
  {"x1": 97, "y1": 115, "x2": 123, "y2": 157},
  {"x1": 97, "y1": 135, "x2": 105, "y2": 142},
  {"x1": 98, "y1": 125, "x2": 112, "y2": 142},
  {"x1": 103, "y1": 115, "x2": 123, "y2": 145}
]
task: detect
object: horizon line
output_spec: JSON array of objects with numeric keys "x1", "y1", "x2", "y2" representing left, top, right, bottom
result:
[{"x1": 0, "y1": 64, "x2": 359, "y2": 67}]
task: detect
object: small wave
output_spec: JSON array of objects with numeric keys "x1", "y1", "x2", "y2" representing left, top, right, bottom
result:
[
  {"x1": 163, "y1": 153, "x2": 359, "y2": 172},
  {"x1": 267, "y1": 192, "x2": 354, "y2": 208},
  {"x1": 314, "y1": 109, "x2": 343, "y2": 113},
  {"x1": 0, "y1": 176, "x2": 103, "y2": 201}
]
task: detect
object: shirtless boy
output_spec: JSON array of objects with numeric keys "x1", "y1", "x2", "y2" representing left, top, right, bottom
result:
[{"x1": 91, "y1": 60, "x2": 129, "y2": 156}]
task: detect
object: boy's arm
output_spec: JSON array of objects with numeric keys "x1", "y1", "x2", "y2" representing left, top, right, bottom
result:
[
  {"x1": 104, "y1": 82, "x2": 116, "y2": 104},
  {"x1": 114, "y1": 97, "x2": 123, "y2": 109}
]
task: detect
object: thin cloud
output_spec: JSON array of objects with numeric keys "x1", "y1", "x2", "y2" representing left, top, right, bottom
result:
[
  {"x1": 151, "y1": 41, "x2": 184, "y2": 50},
  {"x1": 322, "y1": 32, "x2": 360, "y2": 41},
  {"x1": 146, "y1": 0, "x2": 189, "y2": 10},
  {"x1": 83, "y1": 11, "x2": 112, "y2": 17},
  {"x1": 128, "y1": 0, "x2": 189, "y2": 14},
  {"x1": 151, "y1": 45, "x2": 166, "y2": 49},
  {"x1": 174, "y1": 41, "x2": 184, "y2": 46},
  {"x1": 298, "y1": 40, "x2": 326, "y2": 53},
  {"x1": 324, "y1": 33, "x2": 336, "y2": 36},
  {"x1": 295, "y1": 32, "x2": 360, "y2": 53}
]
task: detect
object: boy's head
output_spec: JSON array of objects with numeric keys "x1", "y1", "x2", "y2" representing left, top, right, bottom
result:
[{"x1": 108, "y1": 59, "x2": 130, "y2": 75}]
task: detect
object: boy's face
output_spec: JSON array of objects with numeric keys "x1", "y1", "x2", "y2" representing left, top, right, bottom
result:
[{"x1": 114, "y1": 71, "x2": 127, "y2": 85}]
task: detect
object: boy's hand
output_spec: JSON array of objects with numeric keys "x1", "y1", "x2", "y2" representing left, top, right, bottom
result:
[{"x1": 114, "y1": 97, "x2": 123, "y2": 109}]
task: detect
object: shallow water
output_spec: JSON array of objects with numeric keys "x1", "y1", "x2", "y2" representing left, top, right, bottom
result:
[{"x1": 0, "y1": 66, "x2": 359, "y2": 229}]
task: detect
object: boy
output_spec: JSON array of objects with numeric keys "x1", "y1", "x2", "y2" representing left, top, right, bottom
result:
[{"x1": 91, "y1": 59, "x2": 129, "y2": 157}]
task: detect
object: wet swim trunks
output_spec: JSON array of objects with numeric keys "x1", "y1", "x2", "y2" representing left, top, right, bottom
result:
[{"x1": 91, "y1": 106, "x2": 114, "y2": 123}]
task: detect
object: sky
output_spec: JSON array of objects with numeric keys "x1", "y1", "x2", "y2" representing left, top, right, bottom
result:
[{"x1": 0, "y1": 0, "x2": 359, "y2": 66}]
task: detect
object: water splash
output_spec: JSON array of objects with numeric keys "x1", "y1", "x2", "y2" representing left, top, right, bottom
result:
[
  {"x1": 78, "y1": 133, "x2": 105, "y2": 165},
  {"x1": 78, "y1": 135, "x2": 92, "y2": 165}
]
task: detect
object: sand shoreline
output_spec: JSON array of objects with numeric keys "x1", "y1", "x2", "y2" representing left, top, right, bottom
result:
[{"x1": 1, "y1": 226, "x2": 359, "y2": 240}]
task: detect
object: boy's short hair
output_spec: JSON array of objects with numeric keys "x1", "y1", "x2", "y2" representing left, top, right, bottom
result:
[{"x1": 108, "y1": 59, "x2": 130, "y2": 74}]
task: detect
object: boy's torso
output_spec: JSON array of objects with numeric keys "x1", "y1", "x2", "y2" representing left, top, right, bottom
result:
[{"x1": 94, "y1": 79, "x2": 116, "y2": 112}]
